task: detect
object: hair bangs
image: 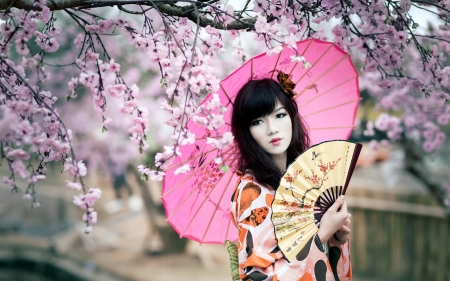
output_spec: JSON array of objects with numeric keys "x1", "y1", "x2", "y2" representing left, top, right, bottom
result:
[{"x1": 239, "y1": 80, "x2": 283, "y2": 126}]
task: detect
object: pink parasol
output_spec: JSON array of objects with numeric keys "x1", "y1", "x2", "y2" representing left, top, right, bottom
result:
[{"x1": 161, "y1": 38, "x2": 360, "y2": 244}]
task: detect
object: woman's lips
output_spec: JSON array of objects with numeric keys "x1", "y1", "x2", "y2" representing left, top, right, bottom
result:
[{"x1": 270, "y1": 138, "x2": 282, "y2": 146}]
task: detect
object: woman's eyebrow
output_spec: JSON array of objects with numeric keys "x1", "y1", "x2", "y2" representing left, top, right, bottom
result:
[{"x1": 274, "y1": 106, "x2": 285, "y2": 112}]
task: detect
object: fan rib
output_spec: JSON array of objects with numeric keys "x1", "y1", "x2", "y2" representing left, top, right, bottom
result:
[
  {"x1": 294, "y1": 44, "x2": 334, "y2": 85},
  {"x1": 343, "y1": 143, "x2": 362, "y2": 194},
  {"x1": 301, "y1": 98, "x2": 361, "y2": 118},
  {"x1": 321, "y1": 192, "x2": 333, "y2": 207},
  {"x1": 295, "y1": 54, "x2": 350, "y2": 98},
  {"x1": 297, "y1": 75, "x2": 357, "y2": 108},
  {"x1": 251, "y1": 58, "x2": 254, "y2": 78}
]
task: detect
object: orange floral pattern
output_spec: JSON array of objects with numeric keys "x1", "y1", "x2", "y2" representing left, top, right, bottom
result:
[{"x1": 231, "y1": 172, "x2": 352, "y2": 281}]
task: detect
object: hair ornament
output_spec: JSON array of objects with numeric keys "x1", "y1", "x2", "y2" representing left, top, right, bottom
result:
[{"x1": 276, "y1": 70, "x2": 296, "y2": 100}]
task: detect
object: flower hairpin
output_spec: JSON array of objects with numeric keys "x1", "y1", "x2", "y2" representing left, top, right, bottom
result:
[{"x1": 276, "y1": 70, "x2": 296, "y2": 100}]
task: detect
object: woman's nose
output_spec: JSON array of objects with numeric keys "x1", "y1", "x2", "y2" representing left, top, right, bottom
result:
[{"x1": 266, "y1": 119, "x2": 279, "y2": 135}]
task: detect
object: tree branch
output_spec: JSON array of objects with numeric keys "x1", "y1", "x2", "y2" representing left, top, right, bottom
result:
[
  {"x1": 0, "y1": 0, "x2": 256, "y2": 30},
  {"x1": 401, "y1": 139, "x2": 450, "y2": 216}
]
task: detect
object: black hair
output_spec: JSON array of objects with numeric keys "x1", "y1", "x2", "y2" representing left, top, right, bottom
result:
[{"x1": 231, "y1": 78, "x2": 310, "y2": 189}]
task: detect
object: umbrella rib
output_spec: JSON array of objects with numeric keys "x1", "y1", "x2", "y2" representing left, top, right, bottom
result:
[
  {"x1": 270, "y1": 47, "x2": 284, "y2": 79},
  {"x1": 295, "y1": 43, "x2": 335, "y2": 85},
  {"x1": 308, "y1": 125, "x2": 356, "y2": 130},
  {"x1": 220, "y1": 82, "x2": 234, "y2": 106},
  {"x1": 161, "y1": 146, "x2": 233, "y2": 198},
  {"x1": 200, "y1": 157, "x2": 238, "y2": 243},
  {"x1": 164, "y1": 147, "x2": 221, "y2": 171},
  {"x1": 297, "y1": 75, "x2": 357, "y2": 109},
  {"x1": 302, "y1": 98, "x2": 361, "y2": 118},
  {"x1": 295, "y1": 54, "x2": 350, "y2": 98},
  {"x1": 166, "y1": 152, "x2": 234, "y2": 223},
  {"x1": 288, "y1": 39, "x2": 314, "y2": 76},
  {"x1": 251, "y1": 57, "x2": 254, "y2": 78}
]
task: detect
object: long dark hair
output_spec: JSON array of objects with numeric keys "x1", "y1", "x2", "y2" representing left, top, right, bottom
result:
[{"x1": 231, "y1": 78, "x2": 310, "y2": 189}]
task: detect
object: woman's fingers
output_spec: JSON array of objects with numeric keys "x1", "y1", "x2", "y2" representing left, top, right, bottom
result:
[
  {"x1": 339, "y1": 199, "x2": 348, "y2": 213},
  {"x1": 328, "y1": 195, "x2": 345, "y2": 212},
  {"x1": 339, "y1": 225, "x2": 351, "y2": 233}
]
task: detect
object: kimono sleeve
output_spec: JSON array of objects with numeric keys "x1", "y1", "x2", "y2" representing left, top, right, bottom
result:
[{"x1": 231, "y1": 179, "x2": 282, "y2": 281}]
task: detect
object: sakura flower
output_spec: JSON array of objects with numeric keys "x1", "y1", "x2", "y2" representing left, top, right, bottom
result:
[
  {"x1": 266, "y1": 46, "x2": 283, "y2": 56},
  {"x1": 290, "y1": 56, "x2": 305, "y2": 63},
  {"x1": 10, "y1": 160, "x2": 30, "y2": 179},
  {"x1": 28, "y1": 174, "x2": 46, "y2": 184},
  {"x1": 188, "y1": 75, "x2": 206, "y2": 94},
  {"x1": 43, "y1": 38, "x2": 60, "y2": 53},
  {"x1": 85, "y1": 226, "x2": 93, "y2": 234},
  {"x1": 48, "y1": 26, "x2": 62, "y2": 37},
  {"x1": 66, "y1": 180, "x2": 83, "y2": 191},
  {"x1": 363, "y1": 121, "x2": 375, "y2": 136},
  {"x1": 83, "y1": 209, "x2": 98, "y2": 224},
  {"x1": 40, "y1": 6, "x2": 51, "y2": 23},
  {"x1": 374, "y1": 113, "x2": 389, "y2": 131},
  {"x1": 174, "y1": 164, "x2": 191, "y2": 175},
  {"x1": 86, "y1": 50, "x2": 99, "y2": 62},
  {"x1": 163, "y1": 145, "x2": 181, "y2": 157},
  {"x1": 255, "y1": 16, "x2": 270, "y2": 33},
  {"x1": 32, "y1": 202, "x2": 41, "y2": 209},
  {"x1": 84, "y1": 188, "x2": 102, "y2": 206},
  {"x1": 102, "y1": 117, "x2": 113, "y2": 129},
  {"x1": 1, "y1": 177, "x2": 15, "y2": 187},
  {"x1": 109, "y1": 59, "x2": 121, "y2": 72},
  {"x1": 178, "y1": 131, "x2": 195, "y2": 146},
  {"x1": 207, "y1": 132, "x2": 234, "y2": 149},
  {"x1": 149, "y1": 170, "x2": 165, "y2": 181},
  {"x1": 74, "y1": 34, "x2": 84, "y2": 49},
  {"x1": 208, "y1": 114, "x2": 225, "y2": 130},
  {"x1": 98, "y1": 19, "x2": 115, "y2": 32},
  {"x1": 75, "y1": 59, "x2": 85, "y2": 69},
  {"x1": 205, "y1": 94, "x2": 221, "y2": 111},
  {"x1": 6, "y1": 149, "x2": 30, "y2": 160},
  {"x1": 106, "y1": 84, "x2": 126, "y2": 97},
  {"x1": 284, "y1": 33, "x2": 298, "y2": 49},
  {"x1": 437, "y1": 114, "x2": 450, "y2": 125},
  {"x1": 68, "y1": 186, "x2": 84, "y2": 201},
  {"x1": 23, "y1": 193, "x2": 32, "y2": 200}
]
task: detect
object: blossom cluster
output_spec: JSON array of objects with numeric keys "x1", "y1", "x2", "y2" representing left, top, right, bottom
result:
[{"x1": 2, "y1": 0, "x2": 450, "y2": 226}]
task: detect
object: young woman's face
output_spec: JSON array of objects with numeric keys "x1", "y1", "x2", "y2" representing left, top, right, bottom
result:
[{"x1": 249, "y1": 99, "x2": 292, "y2": 158}]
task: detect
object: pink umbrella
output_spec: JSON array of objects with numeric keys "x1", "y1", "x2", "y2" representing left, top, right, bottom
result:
[{"x1": 161, "y1": 39, "x2": 360, "y2": 244}]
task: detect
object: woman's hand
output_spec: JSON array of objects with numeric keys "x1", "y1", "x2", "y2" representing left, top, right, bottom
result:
[
  {"x1": 317, "y1": 195, "x2": 350, "y2": 244},
  {"x1": 334, "y1": 213, "x2": 351, "y2": 244}
]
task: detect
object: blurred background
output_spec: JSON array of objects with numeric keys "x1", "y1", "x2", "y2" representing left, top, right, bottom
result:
[{"x1": 1, "y1": 3, "x2": 450, "y2": 281}]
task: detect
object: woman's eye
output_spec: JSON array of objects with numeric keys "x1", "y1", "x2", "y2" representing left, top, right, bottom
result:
[
  {"x1": 251, "y1": 120, "x2": 262, "y2": 126},
  {"x1": 276, "y1": 113, "x2": 287, "y2": 118}
]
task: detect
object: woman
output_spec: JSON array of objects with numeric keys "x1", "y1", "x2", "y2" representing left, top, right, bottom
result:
[{"x1": 230, "y1": 78, "x2": 352, "y2": 281}]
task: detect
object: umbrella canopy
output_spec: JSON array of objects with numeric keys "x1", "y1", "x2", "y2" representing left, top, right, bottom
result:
[{"x1": 162, "y1": 38, "x2": 360, "y2": 244}]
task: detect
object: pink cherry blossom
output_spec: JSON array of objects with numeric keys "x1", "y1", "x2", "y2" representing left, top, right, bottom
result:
[
  {"x1": 174, "y1": 164, "x2": 191, "y2": 175},
  {"x1": 1, "y1": 177, "x2": 15, "y2": 187},
  {"x1": 66, "y1": 180, "x2": 83, "y2": 191},
  {"x1": 149, "y1": 170, "x2": 165, "y2": 181}
]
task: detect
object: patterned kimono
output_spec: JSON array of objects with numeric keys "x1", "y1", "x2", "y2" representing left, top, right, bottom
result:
[{"x1": 230, "y1": 173, "x2": 352, "y2": 281}]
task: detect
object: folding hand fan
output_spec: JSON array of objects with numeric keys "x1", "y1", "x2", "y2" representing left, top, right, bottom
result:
[{"x1": 271, "y1": 140, "x2": 362, "y2": 262}]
